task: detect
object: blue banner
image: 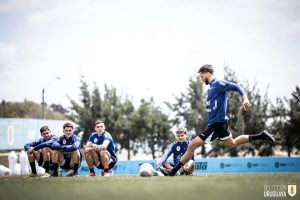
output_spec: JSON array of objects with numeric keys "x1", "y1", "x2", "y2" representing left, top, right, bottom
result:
[{"x1": 75, "y1": 157, "x2": 300, "y2": 176}]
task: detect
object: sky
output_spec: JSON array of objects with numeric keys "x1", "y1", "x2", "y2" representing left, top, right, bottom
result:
[{"x1": 0, "y1": 0, "x2": 299, "y2": 112}]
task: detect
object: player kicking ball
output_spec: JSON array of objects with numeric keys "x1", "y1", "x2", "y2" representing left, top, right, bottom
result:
[
  {"x1": 156, "y1": 127, "x2": 195, "y2": 176},
  {"x1": 51, "y1": 123, "x2": 81, "y2": 177},
  {"x1": 160, "y1": 64, "x2": 275, "y2": 176},
  {"x1": 85, "y1": 120, "x2": 118, "y2": 177}
]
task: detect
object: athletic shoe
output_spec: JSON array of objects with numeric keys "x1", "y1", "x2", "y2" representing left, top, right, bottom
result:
[
  {"x1": 153, "y1": 170, "x2": 164, "y2": 176},
  {"x1": 159, "y1": 167, "x2": 175, "y2": 176},
  {"x1": 41, "y1": 173, "x2": 50, "y2": 178},
  {"x1": 89, "y1": 172, "x2": 96, "y2": 177},
  {"x1": 103, "y1": 172, "x2": 110, "y2": 177},
  {"x1": 50, "y1": 171, "x2": 58, "y2": 177},
  {"x1": 261, "y1": 130, "x2": 275, "y2": 143},
  {"x1": 28, "y1": 173, "x2": 38, "y2": 177},
  {"x1": 66, "y1": 169, "x2": 78, "y2": 177}
]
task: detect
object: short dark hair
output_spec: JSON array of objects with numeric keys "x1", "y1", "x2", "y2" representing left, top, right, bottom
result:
[
  {"x1": 176, "y1": 127, "x2": 187, "y2": 134},
  {"x1": 198, "y1": 64, "x2": 214, "y2": 74},
  {"x1": 63, "y1": 123, "x2": 73, "y2": 130},
  {"x1": 94, "y1": 120, "x2": 104, "y2": 127},
  {"x1": 40, "y1": 126, "x2": 50, "y2": 134}
]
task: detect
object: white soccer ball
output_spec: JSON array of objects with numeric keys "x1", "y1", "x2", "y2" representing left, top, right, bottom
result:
[{"x1": 139, "y1": 163, "x2": 154, "y2": 177}]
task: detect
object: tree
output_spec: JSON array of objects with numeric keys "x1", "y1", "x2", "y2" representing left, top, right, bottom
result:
[
  {"x1": 271, "y1": 86, "x2": 300, "y2": 156},
  {"x1": 69, "y1": 78, "x2": 94, "y2": 145},
  {"x1": 135, "y1": 98, "x2": 173, "y2": 159},
  {"x1": 114, "y1": 99, "x2": 141, "y2": 160},
  {"x1": 50, "y1": 104, "x2": 69, "y2": 115},
  {"x1": 0, "y1": 99, "x2": 66, "y2": 119}
]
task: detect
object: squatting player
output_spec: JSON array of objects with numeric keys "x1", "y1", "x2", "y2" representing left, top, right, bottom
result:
[
  {"x1": 156, "y1": 127, "x2": 195, "y2": 175},
  {"x1": 24, "y1": 126, "x2": 58, "y2": 177},
  {"x1": 161, "y1": 64, "x2": 275, "y2": 176},
  {"x1": 51, "y1": 123, "x2": 81, "y2": 177},
  {"x1": 85, "y1": 120, "x2": 118, "y2": 177}
]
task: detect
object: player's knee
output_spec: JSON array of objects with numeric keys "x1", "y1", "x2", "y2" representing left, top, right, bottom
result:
[
  {"x1": 72, "y1": 150, "x2": 80, "y2": 158},
  {"x1": 27, "y1": 153, "x2": 34, "y2": 159},
  {"x1": 42, "y1": 147, "x2": 51, "y2": 153},
  {"x1": 84, "y1": 147, "x2": 93, "y2": 154},
  {"x1": 99, "y1": 150, "x2": 107, "y2": 157},
  {"x1": 52, "y1": 150, "x2": 59, "y2": 155},
  {"x1": 184, "y1": 160, "x2": 195, "y2": 175},
  {"x1": 188, "y1": 160, "x2": 195, "y2": 167},
  {"x1": 162, "y1": 162, "x2": 171, "y2": 169}
]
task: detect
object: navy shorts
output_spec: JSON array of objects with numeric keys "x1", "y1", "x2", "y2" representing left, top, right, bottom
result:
[
  {"x1": 96, "y1": 153, "x2": 117, "y2": 170},
  {"x1": 61, "y1": 150, "x2": 82, "y2": 169},
  {"x1": 198, "y1": 121, "x2": 232, "y2": 143}
]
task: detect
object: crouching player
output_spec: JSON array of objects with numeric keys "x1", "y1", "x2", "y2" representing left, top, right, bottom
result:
[
  {"x1": 157, "y1": 127, "x2": 195, "y2": 176},
  {"x1": 85, "y1": 120, "x2": 118, "y2": 177},
  {"x1": 51, "y1": 123, "x2": 81, "y2": 177},
  {"x1": 24, "y1": 126, "x2": 58, "y2": 177}
]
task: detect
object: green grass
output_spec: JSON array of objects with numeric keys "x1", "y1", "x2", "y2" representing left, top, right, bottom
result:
[{"x1": 0, "y1": 174, "x2": 299, "y2": 200}]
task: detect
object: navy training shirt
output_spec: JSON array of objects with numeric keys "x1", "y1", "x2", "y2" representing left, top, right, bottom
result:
[
  {"x1": 207, "y1": 78, "x2": 246, "y2": 126},
  {"x1": 52, "y1": 135, "x2": 81, "y2": 157},
  {"x1": 157, "y1": 140, "x2": 194, "y2": 166},
  {"x1": 24, "y1": 134, "x2": 58, "y2": 151}
]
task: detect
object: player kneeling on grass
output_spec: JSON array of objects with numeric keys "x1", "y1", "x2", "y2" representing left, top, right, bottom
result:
[
  {"x1": 24, "y1": 126, "x2": 58, "y2": 177},
  {"x1": 157, "y1": 127, "x2": 195, "y2": 176},
  {"x1": 51, "y1": 123, "x2": 81, "y2": 177},
  {"x1": 85, "y1": 120, "x2": 118, "y2": 177}
]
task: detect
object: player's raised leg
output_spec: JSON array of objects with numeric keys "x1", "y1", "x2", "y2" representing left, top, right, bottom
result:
[{"x1": 223, "y1": 130, "x2": 275, "y2": 148}]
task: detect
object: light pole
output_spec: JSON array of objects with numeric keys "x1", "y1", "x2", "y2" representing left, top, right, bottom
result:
[{"x1": 42, "y1": 76, "x2": 61, "y2": 119}]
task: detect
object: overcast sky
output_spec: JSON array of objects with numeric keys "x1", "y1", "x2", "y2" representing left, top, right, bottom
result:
[{"x1": 0, "y1": 0, "x2": 299, "y2": 111}]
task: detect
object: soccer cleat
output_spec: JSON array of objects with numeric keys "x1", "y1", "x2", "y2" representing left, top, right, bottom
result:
[
  {"x1": 28, "y1": 173, "x2": 38, "y2": 177},
  {"x1": 103, "y1": 172, "x2": 110, "y2": 177},
  {"x1": 261, "y1": 130, "x2": 275, "y2": 143},
  {"x1": 41, "y1": 173, "x2": 50, "y2": 178},
  {"x1": 50, "y1": 171, "x2": 58, "y2": 177},
  {"x1": 153, "y1": 170, "x2": 164, "y2": 176},
  {"x1": 65, "y1": 169, "x2": 78, "y2": 177},
  {"x1": 89, "y1": 172, "x2": 96, "y2": 177},
  {"x1": 159, "y1": 167, "x2": 175, "y2": 176}
]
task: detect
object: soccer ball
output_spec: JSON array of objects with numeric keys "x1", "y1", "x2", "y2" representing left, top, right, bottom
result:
[{"x1": 139, "y1": 163, "x2": 154, "y2": 177}]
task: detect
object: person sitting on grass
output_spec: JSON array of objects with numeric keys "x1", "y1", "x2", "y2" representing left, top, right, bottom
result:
[
  {"x1": 85, "y1": 120, "x2": 118, "y2": 177},
  {"x1": 51, "y1": 122, "x2": 81, "y2": 177},
  {"x1": 24, "y1": 126, "x2": 58, "y2": 177},
  {"x1": 157, "y1": 127, "x2": 195, "y2": 176}
]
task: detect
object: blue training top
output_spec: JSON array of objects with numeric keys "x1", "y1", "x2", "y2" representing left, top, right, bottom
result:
[
  {"x1": 52, "y1": 135, "x2": 81, "y2": 157},
  {"x1": 157, "y1": 140, "x2": 194, "y2": 167},
  {"x1": 207, "y1": 78, "x2": 246, "y2": 126},
  {"x1": 88, "y1": 131, "x2": 118, "y2": 162},
  {"x1": 24, "y1": 134, "x2": 58, "y2": 151}
]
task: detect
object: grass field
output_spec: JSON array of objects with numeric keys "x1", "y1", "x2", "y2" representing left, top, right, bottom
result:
[{"x1": 0, "y1": 174, "x2": 299, "y2": 200}]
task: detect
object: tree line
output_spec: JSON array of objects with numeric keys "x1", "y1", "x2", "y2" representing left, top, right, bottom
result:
[{"x1": 1, "y1": 67, "x2": 299, "y2": 158}]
